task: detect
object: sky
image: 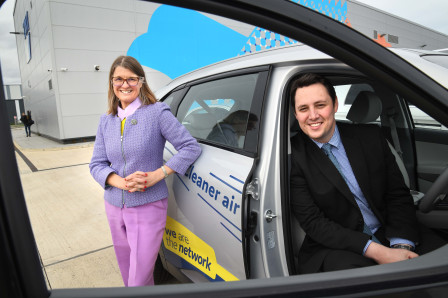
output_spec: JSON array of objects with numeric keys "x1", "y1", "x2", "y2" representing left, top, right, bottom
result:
[
  {"x1": 0, "y1": 0, "x2": 20, "y2": 84},
  {"x1": 1, "y1": 0, "x2": 448, "y2": 85}
]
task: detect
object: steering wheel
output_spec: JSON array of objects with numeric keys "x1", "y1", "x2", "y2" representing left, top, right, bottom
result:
[{"x1": 418, "y1": 166, "x2": 448, "y2": 213}]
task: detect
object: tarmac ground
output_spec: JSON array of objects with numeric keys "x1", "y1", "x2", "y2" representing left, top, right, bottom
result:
[{"x1": 11, "y1": 127, "x2": 125, "y2": 288}]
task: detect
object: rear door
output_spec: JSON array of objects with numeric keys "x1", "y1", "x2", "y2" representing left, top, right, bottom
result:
[{"x1": 162, "y1": 67, "x2": 269, "y2": 282}]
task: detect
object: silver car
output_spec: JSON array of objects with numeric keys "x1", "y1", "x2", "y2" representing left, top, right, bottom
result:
[{"x1": 156, "y1": 43, "x2": 448, "y2": 283}]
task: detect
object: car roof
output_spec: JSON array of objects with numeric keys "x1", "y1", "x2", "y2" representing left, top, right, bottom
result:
[
  {"x1": 390, "y1": 48, "x2": 448, "y2": 87},
  {"x1": 156, "y1": 44, "x2": 448, "y2": 98},
  {"x1": 156, "y1": 44, "x2": 334, "y2": 96}
]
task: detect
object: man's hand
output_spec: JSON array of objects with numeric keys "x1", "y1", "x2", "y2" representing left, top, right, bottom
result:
[{"x1": 365, "y1": 242, "x2": 419, "y2": 264}]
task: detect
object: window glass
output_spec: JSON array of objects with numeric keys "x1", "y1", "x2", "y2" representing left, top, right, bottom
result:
[
  {"x1": 334, "y1": 83, "x2": 375, "y2": 121},
  {"x1": 408, "y1": 105, "x2": 447, "y2": 130},
  {"x1": 162, "y1": 94, "x2": 175, "y2": 108},
  {"x1": 177, "y1": 74, "x2": 259, "y2": 149}
]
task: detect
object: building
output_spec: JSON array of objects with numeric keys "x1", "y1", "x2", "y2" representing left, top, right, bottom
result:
[
  {"x1": 3, "y1": 84, "x2": 24, "y2": 125},
  {"x1": 12, "y1": 0, "x2": 448, "y2": 143}
]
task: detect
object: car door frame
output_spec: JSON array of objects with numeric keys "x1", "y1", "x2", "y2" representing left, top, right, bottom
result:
[{"x1": 2, "y1": 0, "x2": 448, "y2": 297}]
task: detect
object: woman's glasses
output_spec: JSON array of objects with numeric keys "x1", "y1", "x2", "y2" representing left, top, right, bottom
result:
[{"x1": 111, "y1": 76, "x2": 144, "y2": 87}]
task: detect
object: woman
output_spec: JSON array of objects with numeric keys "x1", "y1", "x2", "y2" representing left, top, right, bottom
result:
[
  {"x1": 90, "y1": 56, "x2": 201, "y2": 287},
  {"x1": 20, "y1": 112, "x2": 32, "y2": 137}
]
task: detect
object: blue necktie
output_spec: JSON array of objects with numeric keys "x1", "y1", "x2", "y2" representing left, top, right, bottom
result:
[{"x1": 321, "y1": 143, "x2": 380, "y2": 244}]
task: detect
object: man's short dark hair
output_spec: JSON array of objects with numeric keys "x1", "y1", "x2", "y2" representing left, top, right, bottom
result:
[{"x1": 290, "y1": 73, "x2": 336, "y2": 109}]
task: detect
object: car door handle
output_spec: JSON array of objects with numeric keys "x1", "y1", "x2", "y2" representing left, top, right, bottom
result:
[{"x1": 265, "y1": 209, "x2": 277, "y2": 222}]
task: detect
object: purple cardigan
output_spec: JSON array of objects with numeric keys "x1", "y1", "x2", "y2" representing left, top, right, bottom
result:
[{"x1": 90, "y1": 102, "x2": 201, "y2": 208}]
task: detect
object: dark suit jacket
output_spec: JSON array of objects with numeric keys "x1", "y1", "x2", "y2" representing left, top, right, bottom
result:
[{"x1": 290, "y1": 122, "x2": 419, "y2": 273}]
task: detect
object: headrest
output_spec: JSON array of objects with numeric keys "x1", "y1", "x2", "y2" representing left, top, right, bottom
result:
[{"x1": 346, "y1": 91, "x2": 382, "y2": 123}]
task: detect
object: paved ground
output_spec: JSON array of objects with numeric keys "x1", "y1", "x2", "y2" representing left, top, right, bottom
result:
[{"x1": 12, "y1": 127, "x2": 124, "y2": 289}]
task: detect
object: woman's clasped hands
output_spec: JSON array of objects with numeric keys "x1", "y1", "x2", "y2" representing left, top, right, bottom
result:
[{"x1": 124, "y1": 170, "x2": 162, "y2": 193}]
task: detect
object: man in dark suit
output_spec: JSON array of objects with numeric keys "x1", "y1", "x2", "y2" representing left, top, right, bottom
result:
[{"x1": 290, "y1": 73, "x2": 444, "y2": 274}]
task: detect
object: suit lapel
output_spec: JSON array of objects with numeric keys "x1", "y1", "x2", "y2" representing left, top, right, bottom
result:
[
  {"x1": 339, "y1": 126, "x2": 372, "y2": 204},
  {"x1": 302, "y1": 133, "x2": 358, "y2": 207}
]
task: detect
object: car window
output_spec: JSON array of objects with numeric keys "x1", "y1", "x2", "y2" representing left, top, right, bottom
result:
[
  {"x1": 176, "y1": 74, "x2": 259, "y2": 149},
  {"x1": 160, "y1": 89, "x2": 187, "y2": 114},
  {"x1": 162, "y1": 92, "x2": 176, "y2": 108},
  {"x1": 408, "y1": 105, "x2": 448, "y2": 130}
]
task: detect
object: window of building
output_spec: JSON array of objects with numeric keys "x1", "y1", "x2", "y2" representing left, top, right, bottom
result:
[
  {"x1": 388, "y1": 34, "x2": 399, "y2": 44},
  {"x1": 23, "y1": 11, "x2": 32, "y2": 63}
]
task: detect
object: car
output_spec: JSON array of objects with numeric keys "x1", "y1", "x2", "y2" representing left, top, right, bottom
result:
[
  {"x1": 1, "y1": 0, "x2": 448, "y2": 297},
  {"x1": 156, "y1": 41, "x2": 448, "y2": 282}
]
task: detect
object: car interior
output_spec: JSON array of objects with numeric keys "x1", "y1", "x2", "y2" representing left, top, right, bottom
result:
[{"x1": 286, "y1": 73, "x2": 448, "y2": 275}]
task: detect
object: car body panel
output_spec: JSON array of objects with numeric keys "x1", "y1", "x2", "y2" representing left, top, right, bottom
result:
[{"x1": 162, "y1": 143, "x2": 252, "y2": 281}]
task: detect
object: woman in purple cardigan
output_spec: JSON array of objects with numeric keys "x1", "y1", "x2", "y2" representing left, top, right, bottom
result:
[{"x1": 90, "y1": 56, "x2": 201, "y2": 287}]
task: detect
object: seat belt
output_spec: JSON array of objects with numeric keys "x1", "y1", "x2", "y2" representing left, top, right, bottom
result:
[
  {"x1": 387, "y1": 108, "x2": 423, "y2": 203},
  {"x1": 387, "y1": 108, "x2": 403, "y2": 160}
]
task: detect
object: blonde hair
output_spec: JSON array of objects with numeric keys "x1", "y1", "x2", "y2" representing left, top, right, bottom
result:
[{"x1": 107, "y1": 56, "x2": 157, "y2": 115}]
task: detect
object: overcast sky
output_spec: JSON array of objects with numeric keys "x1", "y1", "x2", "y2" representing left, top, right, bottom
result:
[
  {"x1": 0, "y1": 0, "x2": 20, "y2": 84},
  {"x1": 1, "y1": 0, "x2": 448, "y2": 85}
]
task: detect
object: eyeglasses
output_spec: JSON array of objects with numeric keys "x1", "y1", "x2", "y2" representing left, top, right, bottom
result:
[{"x1": 111, "y1": 76, "x2": 144, "y2": 87}]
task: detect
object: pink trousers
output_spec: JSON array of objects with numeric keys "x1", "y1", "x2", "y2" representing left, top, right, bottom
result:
[{"x1": 104, "y1": 198, "x2": 168, "y2": 287}]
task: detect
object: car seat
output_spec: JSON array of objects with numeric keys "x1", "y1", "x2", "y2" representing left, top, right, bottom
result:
[{"x1": 346, "y1": 91, "x2": 424, "y2": 203}]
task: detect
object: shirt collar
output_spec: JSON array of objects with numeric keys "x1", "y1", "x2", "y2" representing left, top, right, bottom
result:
[
  {"x1": 311, "y1": 124, "x2": 341, "y2": 149},
  {"x1": 117, "y1": 97, "x2": 142, "y2": 121}
]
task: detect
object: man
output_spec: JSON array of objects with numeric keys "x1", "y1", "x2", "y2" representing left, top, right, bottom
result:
[{"x1": 290, "y1": 73, "x2": 444, "y2": 273}]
